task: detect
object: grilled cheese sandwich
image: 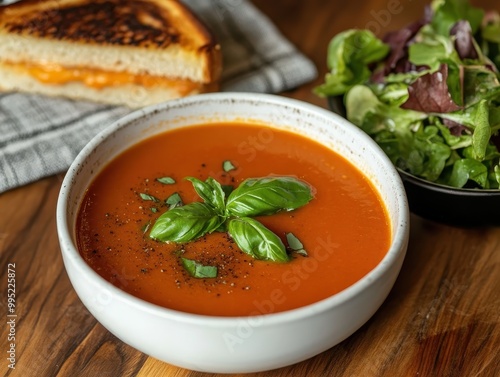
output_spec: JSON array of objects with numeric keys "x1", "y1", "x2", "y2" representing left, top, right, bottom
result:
[{"x1": 0, "y1": 0, "x2": 222, "y2": 107}]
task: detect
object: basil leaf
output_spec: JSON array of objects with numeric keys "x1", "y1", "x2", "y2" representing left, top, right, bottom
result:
[
  {"x1": 157, "y1": 177, "x2": 176, "y2": 185},
  {"x1": 181, "y1": 258, "x2": 217, "y2": 278},
  {"x1": 139, "y1": 193, "x2": 160, "y2": 202},
  {"x1": 286, "y1": 232, "x2": 308, "y2": 256},
  {"x1": 185, "y1": 177, "x2": 226, "y2": 213},
  {"x1": 223, "y1": 160, "x2": 236, "y2": 172},
  {"x1": 226, "y1": 177, "x2": 314, "y2": 217},
  {"x1": 165, "y1": 192, "x2": 183, "y2": 209},
  {"x1": 221, "y1": 184, "x2": 234, "y2": 197},
  {"x1": 228, "y1": 217, "x2": 289, "y2": 262},
  {"x1": 150, "y1": 202, "x2": 223, "y2": 243}
]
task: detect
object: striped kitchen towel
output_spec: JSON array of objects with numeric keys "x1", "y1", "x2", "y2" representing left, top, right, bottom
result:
[{"x1": 0, "y1": 0, "x2": 317, "y2": 193}]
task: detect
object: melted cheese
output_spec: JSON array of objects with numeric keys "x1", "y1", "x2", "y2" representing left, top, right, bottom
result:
[{"x1": 7, "y1": 62, "x2": 198, "y2": 94}]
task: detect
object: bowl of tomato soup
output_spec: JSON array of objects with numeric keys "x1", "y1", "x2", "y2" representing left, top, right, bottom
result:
[{"x1": 57, "y1": 93, "x2": 410, "y2": 373}]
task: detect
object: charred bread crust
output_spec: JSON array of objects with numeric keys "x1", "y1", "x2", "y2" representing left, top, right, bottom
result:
[
  {"x1": 175, "y1": 1, "x2": 222, "y2": 83},
  {"x1": 0, "y1": 0, "x2": 221, "y2": 82}
]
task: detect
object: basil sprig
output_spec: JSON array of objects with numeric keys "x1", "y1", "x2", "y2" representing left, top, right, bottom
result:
[
  {"x1": 149, "y1": 175, "x2": 314, "y2": 264},
  {"x1": 186, "y1": 177, "x2": 226, "y2": 215}
]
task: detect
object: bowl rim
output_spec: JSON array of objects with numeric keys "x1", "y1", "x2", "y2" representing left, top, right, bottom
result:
[
  {"x1": 56, "y1": 92, "x2": 410, "y2": 326},
  {"x1": 397, "y1": 168, "x2": 500, "y2": 196}
]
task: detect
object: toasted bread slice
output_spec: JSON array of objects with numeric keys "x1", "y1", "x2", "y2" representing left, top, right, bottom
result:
[{"x1": 0, "y1": 0, "x2": 221, "y2": 106}]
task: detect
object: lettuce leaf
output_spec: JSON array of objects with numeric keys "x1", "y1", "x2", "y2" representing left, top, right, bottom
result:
[
  {"x1": 314, "y1": 30, "x2": 389, "y2": 97},
  {"x1": 431, "y1": 0, "x2": 484, "y2": 35}
]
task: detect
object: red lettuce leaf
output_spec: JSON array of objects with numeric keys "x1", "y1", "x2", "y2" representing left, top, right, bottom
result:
[
  {"x1": 371, "y1": 6, "x2": 432, "y2": 82},
  {"x1": 401, "y1": 64, "x2": 462, "y2": 113},
  {"x1": 451, "y1": 20, "x2": 479, "y2": 60},
  {"x1": 443, "y1": 118, "x2": 469, "y2": 136}
]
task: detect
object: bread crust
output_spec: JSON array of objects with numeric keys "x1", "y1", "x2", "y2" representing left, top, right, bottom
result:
[{"x1": 0, "y1": 0, "x2": 221, "y2": 83}]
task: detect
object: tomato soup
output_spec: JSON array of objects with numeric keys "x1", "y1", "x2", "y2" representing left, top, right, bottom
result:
[{"x1": 76, "y1": 122, "x2": 391, "y2": 316}]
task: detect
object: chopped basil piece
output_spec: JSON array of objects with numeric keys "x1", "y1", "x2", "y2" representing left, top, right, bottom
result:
[
  {"x1": 151, "y1": 207, "x2": 158, "y2": 213},
  {"x1": 223, "y1": 160, "x2": 236, "y2": 172},
  {"x1": 141, "y1": 221, "x2": 151, "y2": 234},
  {"x1": 165, "y1": 192, "x2": 183, "y2": 209},
  {"x1": 173, "y1": 247, "x2": 185, "y2": 257},
  {"x1": 139, "y1": 193, "x2": 160, "y2": 202},
  {"x1": 157, "y1": 176, "x2": 176, "y2": 185},
  {"x1": 286, "y1": 232, "x2": 308, "y2": 256},
  {"x1": 181, "y1": 257, "x2": 218, "y2": 278}
]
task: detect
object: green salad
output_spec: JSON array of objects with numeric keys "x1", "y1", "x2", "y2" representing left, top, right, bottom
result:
[{"x1": 315, "y1": 0, "x2": 500, "y2": 189}]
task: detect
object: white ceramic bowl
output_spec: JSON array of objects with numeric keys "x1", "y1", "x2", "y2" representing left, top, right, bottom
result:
[{"x1": 56, "y1": 93, "x2": 410, "y2": 373}]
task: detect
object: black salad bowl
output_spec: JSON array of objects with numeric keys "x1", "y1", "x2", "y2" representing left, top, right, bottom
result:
[
  {"x1": 397, "y1": 170, "x2": 500, "y2": 226},
  {"x1": 328, "y1": 96, "x2": 500, "y2": 227}
]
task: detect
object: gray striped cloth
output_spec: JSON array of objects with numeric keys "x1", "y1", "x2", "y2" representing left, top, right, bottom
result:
[{"x1": 0, "y1": 0, "x2": 317, "y2": 193}]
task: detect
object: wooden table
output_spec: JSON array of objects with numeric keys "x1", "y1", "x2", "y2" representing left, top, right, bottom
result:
[{"x1": 1, "y1": 0, "x2": 499, "y2": 376}]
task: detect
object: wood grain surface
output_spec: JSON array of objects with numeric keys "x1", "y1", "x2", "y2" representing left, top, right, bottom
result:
[{"x1": 1, "y1": 0, "x2": 499, "y2": 376}]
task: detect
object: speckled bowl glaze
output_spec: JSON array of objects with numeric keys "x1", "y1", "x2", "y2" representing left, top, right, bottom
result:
[{"x1": 56, "y1": 93, "x2": 410, "y2": 373}]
